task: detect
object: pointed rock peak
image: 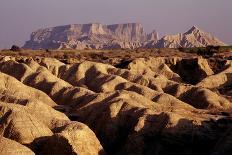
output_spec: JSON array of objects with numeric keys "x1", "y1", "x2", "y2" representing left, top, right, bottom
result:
[
  {"x1": 185, "y1": 25, "x2": 202, "y2": 34},
  {"x1": 191, "y1": 25, "x2": 199, "y2": 30}
]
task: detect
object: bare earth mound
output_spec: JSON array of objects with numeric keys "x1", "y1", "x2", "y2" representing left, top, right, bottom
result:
[{"x1": 0, "y1": 51, "x2": 232, "y2": 155}]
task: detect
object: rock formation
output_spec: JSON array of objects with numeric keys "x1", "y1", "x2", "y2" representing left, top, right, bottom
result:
[
  {"x1": 153, "y1": 26, "x2": 226, "y2": 48},
  {"x1": 0, "y1": 137, "x2": 35, "y2": 155},
  {"x1": 23, "y1": 24, "x2": 226, "y2": 50},
  {"x1": 23, "y1": 23, "x2": 150, "y2": 50}
]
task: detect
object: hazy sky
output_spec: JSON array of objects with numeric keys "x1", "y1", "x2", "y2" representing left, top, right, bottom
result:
[{"x1": 0, "y1": 0, "x2": 231, "y2": 49}]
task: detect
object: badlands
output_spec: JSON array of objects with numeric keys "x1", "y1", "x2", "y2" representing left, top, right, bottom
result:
[{"x1": 0, "y1": 48, "x2": 232, "y2": 155}]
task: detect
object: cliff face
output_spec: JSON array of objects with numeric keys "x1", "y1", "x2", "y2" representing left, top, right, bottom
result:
[
  {"x1": 146, "y1": 30, "x2": 159, "y2": 41},
  {"x1": 154, "y1": 26, "x2": 226, "y2": 48},
  {"x1": 106, "y1": 23, "x2": 147, "y2": 42},
  {"x1": 23, "y1": 23, "x2": 149, "y2": 50},
  {"x1": 23, "y1": 24, "x2": 226, "y2": 50}
]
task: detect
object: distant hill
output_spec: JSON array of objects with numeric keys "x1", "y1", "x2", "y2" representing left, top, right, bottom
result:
[
  {"x1": 149, "y1": 26, "x2": 226, "y2": 48},
  {"x1": 23, "y1": 23, "x2": 226, "y2": 50}
]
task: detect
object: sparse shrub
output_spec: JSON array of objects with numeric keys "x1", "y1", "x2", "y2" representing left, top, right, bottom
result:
[
  {"x1": 178, "y1": 47, "x2": 185, "y2": 52},
  {"x1": 10, "y1": 45, "x2": 21, "y2": 52},
  {"x1": 45, "y1": 49, "x2": 51, "y2": 52}
]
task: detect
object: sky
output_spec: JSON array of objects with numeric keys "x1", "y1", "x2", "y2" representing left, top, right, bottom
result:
[{"x1": 0, "y1": 0, "x2": 231, "y2": 49}]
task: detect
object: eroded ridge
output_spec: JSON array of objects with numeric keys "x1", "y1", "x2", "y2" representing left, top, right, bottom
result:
[{"x1": 0, "y1": 55, "x2": 232, "y2": 155}]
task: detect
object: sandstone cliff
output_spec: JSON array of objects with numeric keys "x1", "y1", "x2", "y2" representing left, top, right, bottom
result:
[{"x1": 23, "y1": 23, "x2": 151, "y2": 50}]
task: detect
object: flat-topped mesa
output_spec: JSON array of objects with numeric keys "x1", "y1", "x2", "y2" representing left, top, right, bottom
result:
[
  {"x1": 28, "y1": 23, "x2": 106, "y2": 42},
  {"x1": 23, "y1": 23, "x2": 150, "y2": 50}
]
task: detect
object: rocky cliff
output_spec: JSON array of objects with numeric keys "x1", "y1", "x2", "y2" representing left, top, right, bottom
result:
[
  {"x1": 23, "y1": 23, "x2": 153, "y2": 50},
  {"x1": 23, "y1": 24, "x2": 226, "y2": 50}
]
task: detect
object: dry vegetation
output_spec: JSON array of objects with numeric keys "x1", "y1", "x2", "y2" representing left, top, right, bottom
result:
[
  {"x1": 1, "y1": 47, "x2": 232, "y2": 68},
  {"x1": 0, "y1": 48, "x2": 197, "y2": 65}
]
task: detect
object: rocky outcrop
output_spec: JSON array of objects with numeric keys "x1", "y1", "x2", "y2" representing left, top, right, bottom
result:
[
  {"x1": 146, "y1": 30, "x2": 159, "y2": 41},
  {"x1": 172, "y1": 58, "x2": 214, "y2": 84},
  {"x1": 23, "y1": 24, "x2": 226, "y2": 50},
  {"x1": 23, "y1": 23, "x2": 150, "y2": 50},
  {"x1": 197, "y1": 60, "x2": 232, "y2": 89},
  {"x1": 153, "y1": 26, "x2": 226, "y2": 48},
  {"x1": 36, "y1": 122, "x2": 105, "y2": 155},
  {"x1": 106, "y1": 23, "x2": 147, "y2": 42},
  {"x1": 0, "y1": 137, "x2": 35, "y2": 155}
]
